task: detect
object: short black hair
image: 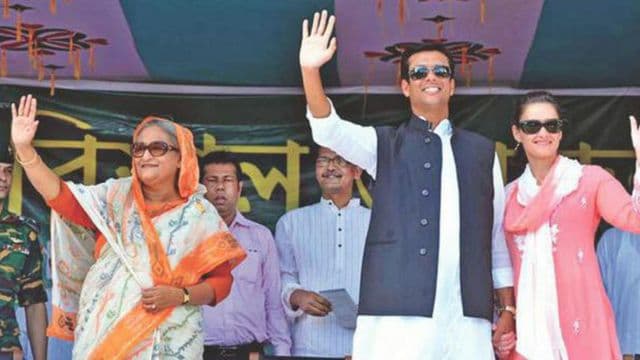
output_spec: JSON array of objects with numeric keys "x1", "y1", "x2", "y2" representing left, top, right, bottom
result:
[
  {"x1": 199, "y1": 151, "x2": 242, "y2": 181},
  {"x1": 309, "y1": 144, "x2": 321, "y2": 161},
  {"x1": 400, "y1": 43, "x2": 456, "y2": 82}
]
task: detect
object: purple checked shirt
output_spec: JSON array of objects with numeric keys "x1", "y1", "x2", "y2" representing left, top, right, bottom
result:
[{"x1": 203, "y1": 212, "x2": 291, "y2": 355}]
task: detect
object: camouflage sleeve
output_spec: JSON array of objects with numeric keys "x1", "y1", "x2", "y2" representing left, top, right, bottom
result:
[{"x1": 17, "y1": 228, "x2": 47, "y2": 306}]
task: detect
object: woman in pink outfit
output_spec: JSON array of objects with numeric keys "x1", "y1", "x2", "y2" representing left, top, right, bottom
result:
[{"x1": 501, "y1": 91, "x2": 639, "y2": 360}]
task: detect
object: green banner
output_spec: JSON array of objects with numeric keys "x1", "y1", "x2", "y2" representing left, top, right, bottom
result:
[{"x1": 1, "y1": 85, "x2": 639, "y2": 277}]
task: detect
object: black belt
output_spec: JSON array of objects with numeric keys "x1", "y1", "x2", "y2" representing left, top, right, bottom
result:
[{"x1": 203, "y1": 342, "x2": 263, "y2": 360}]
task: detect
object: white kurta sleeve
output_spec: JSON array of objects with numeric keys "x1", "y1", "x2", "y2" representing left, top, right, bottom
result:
[
  {"x1": 307, "y1": 98, "x2": 379, "y2": 179},
  {"x1": 491, "y1": 154, "x2": 514, "y2": 288},
  {"x1": 274, "y1": 215, "x2": 305, "y2": 318}
]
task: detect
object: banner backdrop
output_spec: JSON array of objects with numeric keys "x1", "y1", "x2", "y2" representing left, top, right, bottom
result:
[{"x1": 2, "y1": 84, "x2": 639, "y2": 269}]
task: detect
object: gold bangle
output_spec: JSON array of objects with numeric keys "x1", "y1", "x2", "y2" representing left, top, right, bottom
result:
[{"x1": 16, "y1": 151, "x2": 41, "y2": 168}]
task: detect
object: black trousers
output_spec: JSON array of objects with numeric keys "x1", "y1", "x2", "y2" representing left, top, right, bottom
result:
[{"x1": 203, "y1": 342, "x2": 263, "y2": 360}]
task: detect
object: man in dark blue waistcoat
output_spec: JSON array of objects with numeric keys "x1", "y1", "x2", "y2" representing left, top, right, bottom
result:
[{"x1": 297, "y1": 10, "x2": 516, "y2": 359}]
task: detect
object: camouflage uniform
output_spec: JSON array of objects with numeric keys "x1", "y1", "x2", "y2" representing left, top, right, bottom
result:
[{"x1": 0, "y1": 202, "x2": 47, "y2": 352}]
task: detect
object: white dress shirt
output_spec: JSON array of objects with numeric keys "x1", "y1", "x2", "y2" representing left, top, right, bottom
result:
[
  {"x1": 275, "y1": 198, "x2": 371, "y2": 357},
  {"x1": 307, "y1": 101, "x2": 513, "y2": 360}
]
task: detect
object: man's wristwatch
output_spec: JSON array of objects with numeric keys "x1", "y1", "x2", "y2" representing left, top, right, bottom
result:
[
  {"x1": 496, "y1": 305, "x2": 516, "y2": 317},
  {"x1": 181, "y1": 287, "x2": 191, "y2": 305}
]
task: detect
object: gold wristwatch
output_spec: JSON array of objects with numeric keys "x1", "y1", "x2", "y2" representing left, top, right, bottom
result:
[
  {"x1": 496, "y1": 305, "x2": 516, "y2": 317},
  {"x1": 181, "y1": 287, "x2": 191, "y2": 305}
]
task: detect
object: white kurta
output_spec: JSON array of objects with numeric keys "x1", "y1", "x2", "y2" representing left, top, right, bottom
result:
[
  {"x1": 275, "y1": 199, "x2": 371, "y2": 357},
  {"x1": 307, "y1": 102, "x2": 513, "y2": 359}
]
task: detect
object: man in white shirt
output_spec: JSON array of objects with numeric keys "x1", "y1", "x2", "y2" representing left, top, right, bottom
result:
[
  {"x1": 297, "y1": 10, "x2": 516, "y2": 359},
  {"x1": 275, "y1": 146, "x2": 371, "y2": 357}
]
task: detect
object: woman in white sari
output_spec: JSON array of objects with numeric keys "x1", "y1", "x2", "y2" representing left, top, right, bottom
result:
[{"x1": 10, "y1": 95, "x2": 246, "y2": 359}]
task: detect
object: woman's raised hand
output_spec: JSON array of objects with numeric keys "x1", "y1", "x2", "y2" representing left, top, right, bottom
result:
[{"x1": 11, "y1": 95, "x2": 39, "y2": 150}]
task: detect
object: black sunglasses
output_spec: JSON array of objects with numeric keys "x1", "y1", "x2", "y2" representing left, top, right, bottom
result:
[
  {"x1": 131, "y1": 141, "x2": 179, "y2": 158},
  {"x1": 408, "y1": 65, "x2": 452, "y2": 80},
  {"x1": 517, "y1": 119, "x2": 566, "y2": 134}
]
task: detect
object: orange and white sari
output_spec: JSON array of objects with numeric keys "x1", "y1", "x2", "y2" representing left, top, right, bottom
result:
[{"x1": 47, "y1": 118, "x2": 245, "y2": 359}]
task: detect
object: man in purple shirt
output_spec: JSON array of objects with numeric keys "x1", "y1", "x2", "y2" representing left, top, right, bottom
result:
[{"x1": 200, "y1": 151, "x2": 291, "y2": 360}]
